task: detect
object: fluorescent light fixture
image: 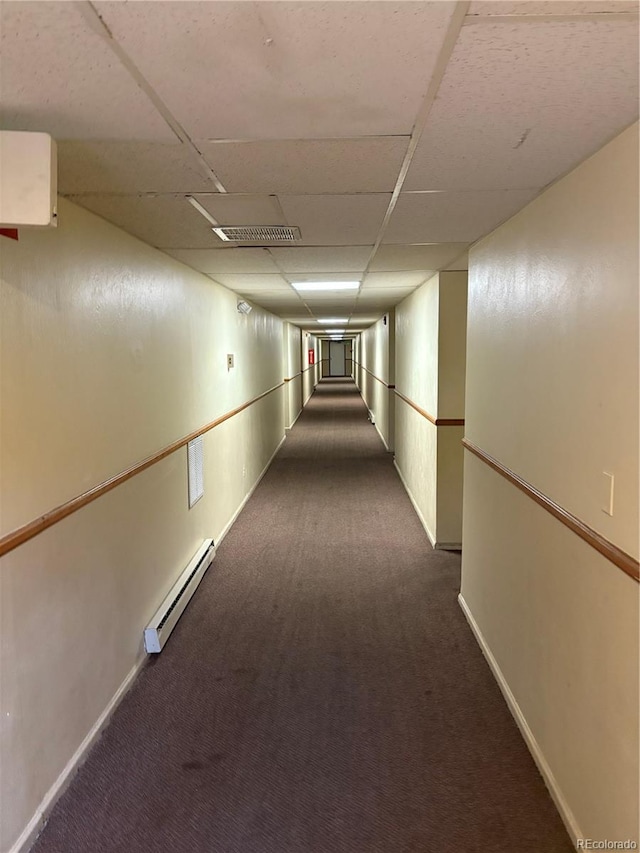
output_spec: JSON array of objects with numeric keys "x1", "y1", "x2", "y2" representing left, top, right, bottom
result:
[
  {"x1": 325, "y1": 329, "x2": 345, "y2": 335},
  {"x1": 291, "y1": 281, "x2": 359, "y2": 292},
  {"x1": 317, "y1": 318, "x2": 348, "y2": 324}
]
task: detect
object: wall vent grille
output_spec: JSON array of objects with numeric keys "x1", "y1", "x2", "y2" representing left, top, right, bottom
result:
[
  {"x1": 213, "y1": 225, "x2": 301, "y2": 243},
  {"x1": 187, "y1": 437, "x2": 204, "y2": 507}
]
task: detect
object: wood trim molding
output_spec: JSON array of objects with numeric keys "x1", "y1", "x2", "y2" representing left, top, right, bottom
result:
[
  {"x1": 463, "y1": 438, "x2": 640, "y2": 583},
  {"x1": 284, "y1": 372, "x2": 302, "y2": 383},
  {"x1": 353, "y1": 361, "x2": 395, "y2": 390},
  {"x1": 394, "y1": 389, "x2": 465, "y2": 427},
  {"x1": 0, "y1": 381, "x2": 286, "y2": 559}
]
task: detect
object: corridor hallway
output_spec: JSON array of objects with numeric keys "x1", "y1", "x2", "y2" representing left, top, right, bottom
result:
[{"x1": 32, "y1": 380, "x2": 572, "y2": 853}]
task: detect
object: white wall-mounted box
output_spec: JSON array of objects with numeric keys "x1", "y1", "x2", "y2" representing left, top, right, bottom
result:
[{"x1": 0, "y1": 131, "x2": 57, "y2": 227}]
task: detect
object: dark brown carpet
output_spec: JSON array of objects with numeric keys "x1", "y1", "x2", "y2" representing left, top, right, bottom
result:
[{"x1": 32, "y1": 379, "x2": 573, "y2": 853}]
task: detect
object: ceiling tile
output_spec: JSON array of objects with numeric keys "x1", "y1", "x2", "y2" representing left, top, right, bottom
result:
[
  {"x1": 444, "y1": 251, "x2": 469, "y2": 271},
  {"x1": 269, "y1": 247, "x2": 372, "y2": 273},
  {"x1": 285, "y1": 275, "x2": 362, "y2": 288},
  {"x1": 247, "y1": 296, "x2": 299, "y2": 307},
  {"x1": 348, "y1": 315, "x2": 384, "y2": 325},
  {"x1": 0, "y1": 3, "x2": 172, "y2": 140},
  {"x1": 383, "y1": 191, "x2": 538, "y2": 244},
  {"x1": 370, "y1": 244, "x2": 469, "y2": 271},
  {"x1": 305, "y1": 309, "x2": 356, "y2": 319},
  {"x1": 198, "y1": 138, "x2": 409, "y2": 194},
  {"x1": 278, "y1": 195, "x2": 390, "y2": 245},
  {"x1": 208, "y1": 274, "x2": 292, "y2": 292},
  {"x1": 404, "y1": 19, "x2": 639, "y2": 191},
  {"x1": 58, "y1": 141, "x2": 214, "y2": 194},
  {"x1": 95, "y1": 2, "x2": 457, "y2": 138},
  {"x1": 192, "y1": 195, "x2": 285, "y2": 226},
  {"x1": 468, "y1": 2, "x2": 638, "y2": 15},
  {"x1": 357, "y1": 289, "x2": 412, "y2": 303},
  {"x1": 241, "y1": 292, "x2": 300, "y2": 304},
  {"x1": 164, "y1": 248, "x2": 280, "y2": 274},
  {"x1": 247, "y1": 299, "x2": 303, "y2": 314},
  {"x1": 67, "y1": 195, "x2": 224, "y2": 248},
  {"x1": 303, "y1": 295, "x2": 359, "y2": 305},
  {"x1": 362, "y1": 272, "x2": 435, "y2": 289}
]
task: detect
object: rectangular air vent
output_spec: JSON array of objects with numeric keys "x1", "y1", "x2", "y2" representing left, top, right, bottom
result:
[
  {"x1": 187, "y1": 437, "x2": 204, "y2": 508},
  {"x1": 212, "y1": 225, "x2": 301, "y2": 243}
]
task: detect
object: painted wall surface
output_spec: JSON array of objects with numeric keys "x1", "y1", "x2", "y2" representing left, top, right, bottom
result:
[
  {"x1": 394, "y1": 272, "x2": 467, "y2": 546},
  {"x1": 321, "y1": 339, "x2": 330, "y2": 378},
  {"x1": 301, "y1": 333, "x2": 319, "y2": 404},
  {"x1": 0, "y1": 198, "x2": 288, "y2": 853},
  {"x1": 461, "y1": 123, "x2": 639, "y2": 844},
  {"x1": 435, "y1": 275, "x2": 467, "y2": 545},
  {"x1": 437, "y1": 277, "x2": 467, "y2": 420},
  {"x1": 283, "y1": 321, "x2": 302, "y2": 429},
  {"x1": 395, "y1": 274, "x2": 439, "y2": 542},
  {"x1": 357, "y1": 311, "x2": 395, "y2": 451}
]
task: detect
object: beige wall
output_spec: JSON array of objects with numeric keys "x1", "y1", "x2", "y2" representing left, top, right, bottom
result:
[
  {"x1": 356, "y1": 310, "x2": 395, "y2": 451},
  {"x1": 0, "y1": 198, "x2": 289, "y2": 853},
  {"x1": 394, "y1": 271, "x2": 467, "y2": 547},
  {"x1": 283, "y1": 321, "x2": 302, "y2": 429},
  {"x1": 301, "y1": 333, "x2": 319, "y2": 404},
  {"x1": 460, "y1": 123, "x2": 639, "y2": 845}
]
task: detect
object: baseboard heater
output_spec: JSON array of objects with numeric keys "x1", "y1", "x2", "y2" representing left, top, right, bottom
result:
[{"x1": 143, "y1": 539, "x2": 215, "y2": 653}]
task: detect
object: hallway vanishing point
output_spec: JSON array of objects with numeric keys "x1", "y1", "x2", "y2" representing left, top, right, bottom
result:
[{"x1": 32, "y1": 380, "x2": 573, "y2": 853}]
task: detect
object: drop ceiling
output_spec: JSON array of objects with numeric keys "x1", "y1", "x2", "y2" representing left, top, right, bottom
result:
[{"x1": 2, "y1": 0, "x2": 638, "y2": 332}]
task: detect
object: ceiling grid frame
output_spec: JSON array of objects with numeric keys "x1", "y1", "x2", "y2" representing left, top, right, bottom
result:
[
  {"x1": 4, "y1": 0, "x2": 637, "y2": 330},
  {"x1": 79, "y1": 1, "x2": 228, "y2": 194},
  {"x1": 354, "y1": 0, "x2": 472, "y2": 316}
]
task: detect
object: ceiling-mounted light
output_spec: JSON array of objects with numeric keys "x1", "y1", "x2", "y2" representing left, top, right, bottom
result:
[
  {"x1": 237, "y1": 300, "x2": 252, "y2": 314},
  {"x1": 317, "y1": 318, "x2": 348, "y2": 324},
  {"x1": 292, "y1": 281, "x2": 360, "y2": 292}
]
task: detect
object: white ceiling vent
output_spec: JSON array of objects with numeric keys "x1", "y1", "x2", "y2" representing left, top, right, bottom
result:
[{"x1": 212, "y1": 225, "x2": 301, "y2": 243}]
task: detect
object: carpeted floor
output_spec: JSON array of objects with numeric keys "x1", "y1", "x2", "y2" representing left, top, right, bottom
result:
[{"x1": 32, "y1": 379, "x2": 573, "y2": 853}]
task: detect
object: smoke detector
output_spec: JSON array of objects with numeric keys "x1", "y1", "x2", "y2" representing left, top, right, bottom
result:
[{"x1": 213, "y1": 225, "x2": 301, "y2": 243}]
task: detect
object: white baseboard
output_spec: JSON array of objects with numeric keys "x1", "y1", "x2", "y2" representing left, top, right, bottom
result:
[
  {"x1": 355, "y1": 388, "x2": 391, "y2": 453},
  {"x1": 10, "y1": 655, "x2": 148, "y2": 853},
  {"x1": 393, "y1": 459, "x2": 437, "y2": 548},
  {"x1": 374, "y1": 421, "x2": 390, "y2": 451},
  {"x1": 216, "y1": 432, "x2": 287, "y2": 548},
  {"x1": 457, "y1": 593, "x2": 582, "y2": 850},
  {"x1": 285, "y1": 406, "x2": 302, "y2": 432},
  {"x1": 434, "y1": 541, "x2": 462, "y2": 550}
]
